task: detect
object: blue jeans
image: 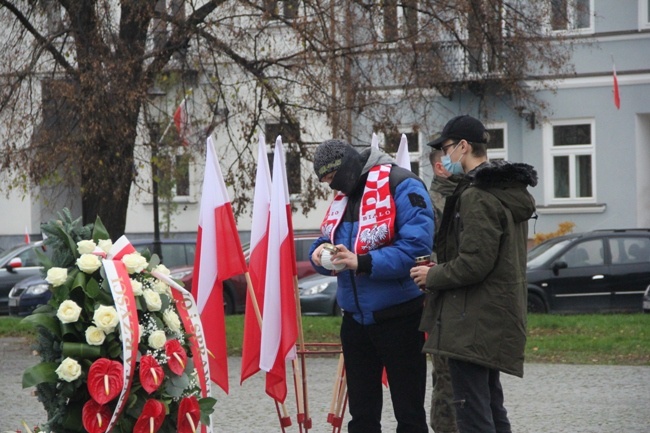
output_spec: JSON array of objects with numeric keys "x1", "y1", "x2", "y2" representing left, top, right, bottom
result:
[
  {"x1": 341, "y1": 309, "x2": 428, "y2": 433},
  {"x1": 447, "y1": 358, "x2": 512, "y2": 433}
]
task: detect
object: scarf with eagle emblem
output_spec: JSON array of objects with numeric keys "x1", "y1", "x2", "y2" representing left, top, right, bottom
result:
[{"x1": 320, "y1": 164, "x2": 395, "y2": 253}]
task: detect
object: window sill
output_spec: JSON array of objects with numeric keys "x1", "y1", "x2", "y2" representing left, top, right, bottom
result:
[
  {"x1": 143, "y1": 197, "x2": 197, "y2": 205},
  {"x1": 536, "y1": 203, "x2": 606, "y2": 214}
]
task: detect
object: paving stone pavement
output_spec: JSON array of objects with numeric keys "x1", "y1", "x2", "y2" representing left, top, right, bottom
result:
[{"x1": 2, "y1": 337, "x2": 649, "y2": 432}]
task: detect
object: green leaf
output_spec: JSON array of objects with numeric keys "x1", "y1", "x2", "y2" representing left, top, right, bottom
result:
[
  {"x1": 35, "y1": 246, "x2": 54, "y2": 269},
  {"x1": 164, "y1": 373, "x2": 190, "y2": 398},
  {"x1": 21, "y1": 313, "x2": 61, "y2": 338},
  {"x1": 84, "y1": 277, "x2": 101, "y2": 299},
  {"x1": 72, "y1": 271, "x2": 87, "y2": 290},
  {"x1": 22, "y1": 362, "x2": 58, "y2": 388},
  {"x1": 61, "y1": 341, "x2": 102, "y2": 359},
  {"x1": 92, "y1": 216, "x2": 110, "y2": 243}
]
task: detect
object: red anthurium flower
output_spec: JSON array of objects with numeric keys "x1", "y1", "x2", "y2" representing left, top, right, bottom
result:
[
  {"x1": 140, "y1": 355, "x2": 164, "y2": 394},
  {"x1": 165, "y1": 340, "x2": 187, "y2": 376},
  {"x1": 87, "y1": 358, "x2": 123, "y2": 404},
  {"x1": 134, "y1": 399, "x2": 165, "y2": 433},
  {"x1": 177, "y1": 396, "x2": 200, "y2": 433},
  {"x1": 82, "y1": 399, "x2": 112, "y2": 433}
]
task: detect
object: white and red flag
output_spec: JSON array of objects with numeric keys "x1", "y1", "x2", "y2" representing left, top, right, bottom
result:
[
  {"x1": 613, "y1": 64, "x2": 621, "y2": 110},
  {"x1": 240, "y1": 134, "x2": 272, "y2": 384},
  {"x1": 192, "y1": 136, "x2": 247, "y2": 393},
  {"x1": 259, "y1": 136, "x2": 298, "y2": 403},
  {"x1": 24, "y1": 226, "x2": 30, "y2": 244},
  {"x1": 173, "y1": 97, "x2": 190, "y2": 146},
  {"x1": 395, "y1": 133, "x2": 411, "y2": 170}
]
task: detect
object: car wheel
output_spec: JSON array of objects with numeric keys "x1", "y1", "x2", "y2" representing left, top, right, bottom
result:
[
  {"x1": 223, "y1": 286, "x2": 235, "y2": 315},
  {"x1": 527, "y1": 292, "x2": 547, "y2": 314}
]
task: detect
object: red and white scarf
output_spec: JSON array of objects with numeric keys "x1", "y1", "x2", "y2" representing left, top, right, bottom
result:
[{"x1": 321, "y1": 164, "x2": 395, "y2": 253}]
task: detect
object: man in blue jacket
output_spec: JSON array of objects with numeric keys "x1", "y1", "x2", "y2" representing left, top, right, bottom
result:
[{"x1": 310, "y1": 139, "x2": 434, "y2": 433}]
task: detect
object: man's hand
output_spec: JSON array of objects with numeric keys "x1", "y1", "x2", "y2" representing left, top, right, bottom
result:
[
  {"x1": 331, "y1": 244, "x2": 358, "y2": 271},
  {"x1": 410, "y1": 265, "x2": 431, "y2": 288}
]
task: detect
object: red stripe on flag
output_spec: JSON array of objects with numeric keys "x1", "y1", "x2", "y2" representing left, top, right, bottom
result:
[
  {"x1": 613, "y1": 65, "x2": 621, "y2": 110},
  {"x1": 214, "y1": 203, "x2": 247, "y2": 281}
]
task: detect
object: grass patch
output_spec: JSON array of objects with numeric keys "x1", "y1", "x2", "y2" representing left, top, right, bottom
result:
[{"x1": 3, "y1": 313, "x2": 648, "y2": 365}]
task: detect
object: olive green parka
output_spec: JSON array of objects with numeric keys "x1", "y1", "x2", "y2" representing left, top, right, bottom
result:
[{"x1": 421, "y1": 160, "x2": 537, "y2": 378}]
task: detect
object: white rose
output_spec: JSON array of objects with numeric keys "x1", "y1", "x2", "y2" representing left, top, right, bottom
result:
[
  {"x1": 85, "y1": 326, "x2": 106, "y2": 346},
  {"x1": 143, "y1": 289, "x2": 162, "y2": 312},
  {"x1": 148, "y1": 330, "x2": 167, "y2": 349},
  {"x1": 56, "y1": 300, "x2": 82, "y2": 324},
  {"x1": 55, "y1": 357, "x2": 82, "y2": 382},
  {"x1": 153, "y1": 280, "x2": 170, "y2": 295},
  {"x1": 46, "y1": 267, "x2": 68, "y2": 287},
  {"x1": 76, "y1": 240, "x2": 97, "y2": 255},
  {"x1": 98, "y1": 239, "x2": 113, "y2": 254},
  {"x1": 163, "y1": 309, "x2": 181, "y2": 333},
  {"x1": 130, "y1": 279, "x2": 143, "y2": 296},
  {"x1": 153, "y1": 264, "x2": 171, "y2": 276},
  {"x1": 122, "y1": 253, "x2": 148, "y2": 274},
  {"x1": 76, "y1": 254, "x2": 102, "y2": 274},
  {"x1": 93, "y1": 305, "x2": 119, "y2": 333}
]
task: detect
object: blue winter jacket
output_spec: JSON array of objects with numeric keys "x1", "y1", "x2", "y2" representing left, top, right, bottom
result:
[{"x1": 309, "y1": 149, "x2": 434, "y2": 325}]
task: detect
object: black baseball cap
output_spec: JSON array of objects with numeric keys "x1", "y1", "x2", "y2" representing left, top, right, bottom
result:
[{"x1": 427, "y1": 115, "x2": 488, "y2": 149}]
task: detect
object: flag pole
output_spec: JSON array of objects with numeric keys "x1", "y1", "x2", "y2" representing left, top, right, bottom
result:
[
  {"x1": 244, "y1": 271, "x2": 293, "y2": 428},
  {"x1": 293, "y1": 275, "x2": 311, "y2": 430}
]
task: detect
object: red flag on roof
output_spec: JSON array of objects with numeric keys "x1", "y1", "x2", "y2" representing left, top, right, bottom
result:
[
  {"x1": 612, "y1": 64, "x2": 621, "y2": 110},
  {"x1": 259, "y1": 136, "x2": 298, "y2": 403},
  {"x1": 240, "y1": 134, "x2": 272, "y2": 384},
  {"x1": 192, "y1": 136, "x2": 247, "y2": 393}
]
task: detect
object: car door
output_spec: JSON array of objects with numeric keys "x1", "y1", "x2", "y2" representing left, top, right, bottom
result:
[
  {"x1": 546, "y1": 238, "x2": 611, "y2": 312},
  {"x1": 607, "y1": 236, "x2": 650, "y2": 312},
  {"x1": 0, "y1": 247, "x2": 43, "y2": 313}
]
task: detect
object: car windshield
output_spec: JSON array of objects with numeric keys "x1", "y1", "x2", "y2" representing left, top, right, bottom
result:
[{"x1": 527, "y1": 238, "x2": 573, "y2": 269}]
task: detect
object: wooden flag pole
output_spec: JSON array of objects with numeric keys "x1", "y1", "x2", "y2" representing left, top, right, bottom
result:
[
  {"x1": 293, "y1": 275, "x2": 311, "y2": 430},
  {"x1": 244, "y1": 271, "x2": 292, "y2": 429}
]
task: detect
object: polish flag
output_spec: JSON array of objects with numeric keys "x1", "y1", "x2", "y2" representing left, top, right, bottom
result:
[
  {"x1": 613, "y1": 64, "x2": 621, "y2": 110},
  {"x1": 240, "y1": 134, "x2": 272, "y2": 384},
  {"x1": 259, "y1": 136, "x2": 298, "y2": 403},
  {"x1": 173, "y1": 98, "x2": 190, "y2": 146},
  {"x1": 371, "y1": 132, "x2": 379, "y2": 149},
  {"x1": 192, "y1": 136, "x2": 247, "y2": 393},
  {"x1": 24, "y1": 226, "x2": 30, "y2": 244},
  {"x1": 395, "y1": 133, "x2": 411, "y2": 170}
]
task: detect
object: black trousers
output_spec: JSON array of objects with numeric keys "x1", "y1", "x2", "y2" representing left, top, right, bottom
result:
[
  {"x1": 341, "y1": 310, "x2": 428, "y2": 433},
  {"x1": 447, "y1": 358, "x2": 512, "y2": 433}
]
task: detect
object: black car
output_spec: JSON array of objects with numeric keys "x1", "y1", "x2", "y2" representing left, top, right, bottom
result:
[
  {"x1": 0, "y1": 241, "x2": 49, "y2": 314},
  {"x1": 7, "y1": 239, "x2": 196, "y2": 316},
  {"x1": 526, "y1": 229, "x2": 650, "y2": 313}
]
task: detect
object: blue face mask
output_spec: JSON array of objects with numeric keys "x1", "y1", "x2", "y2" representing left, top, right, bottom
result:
[{"x1": 441, "y1": 143, "x2": 465, "y2": 175}]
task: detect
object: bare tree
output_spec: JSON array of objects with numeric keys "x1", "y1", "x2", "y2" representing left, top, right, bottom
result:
[{"x1": 0, "y1": 0, "x2": 574, "y2": 237}]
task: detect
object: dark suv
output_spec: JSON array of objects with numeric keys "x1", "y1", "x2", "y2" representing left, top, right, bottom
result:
[
  {"x1": 7, "y1": 239, "x2": 195, "y2": 316},
  {"x1": 526, "y1": 229, "x2": 650, "y2": 313}
]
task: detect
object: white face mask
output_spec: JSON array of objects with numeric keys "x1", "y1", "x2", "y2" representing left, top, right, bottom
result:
[{"x1": 441, "y1": 143, "x2": 465, "y2": 175}]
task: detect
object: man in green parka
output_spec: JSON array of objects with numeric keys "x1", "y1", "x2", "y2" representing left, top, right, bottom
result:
[{"x1": 411, "y1": 115, "x2": 537, "y2": 433}]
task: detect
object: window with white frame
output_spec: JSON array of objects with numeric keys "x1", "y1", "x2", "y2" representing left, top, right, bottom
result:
[
  {"x1": 640, "y1": 0, "x2": 650, "y2": 29},
  {"x1": 545, "y1": 120, "x2": 595, "y2": 203},
  {"x1": 383, "y1": 129, "x2": 420, "y2": 176},
  {"x1": 550, "y1": 0, "x2": 593, "y2": 33},
  {"x1": 382, "y1": 0, "x2": 419, "y2": 42},
  {"x1": 485, "y1": 124, "x2": 507, "y2": 161}
]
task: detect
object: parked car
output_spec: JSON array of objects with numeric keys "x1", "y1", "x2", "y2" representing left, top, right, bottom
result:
[
  {"x1": 298, "y1": 273, "x2": 341, "y2": 316},
  {"x1": 7, "y1": 239, "x2": 195, "y2": 316},
  {"x1": 643, "y1": 285, "x2": 650, "y2": 313},
  {"x1": 171, "y1": 232, "x2": 321, "y2": 315},
  {"x1": 0, "y1": 241, "x2": 48, "y2": 314},
  {"x1": 526, "y1": 229, "x2": 650, "y2": 313}
]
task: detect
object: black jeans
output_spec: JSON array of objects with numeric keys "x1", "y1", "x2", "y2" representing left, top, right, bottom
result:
[
  {"x1": 341, "y1": 309, "x2": 428, "y2": 433},
  {"x1": 447, "y1": 358, "x2": 512, "y2": 433}
]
